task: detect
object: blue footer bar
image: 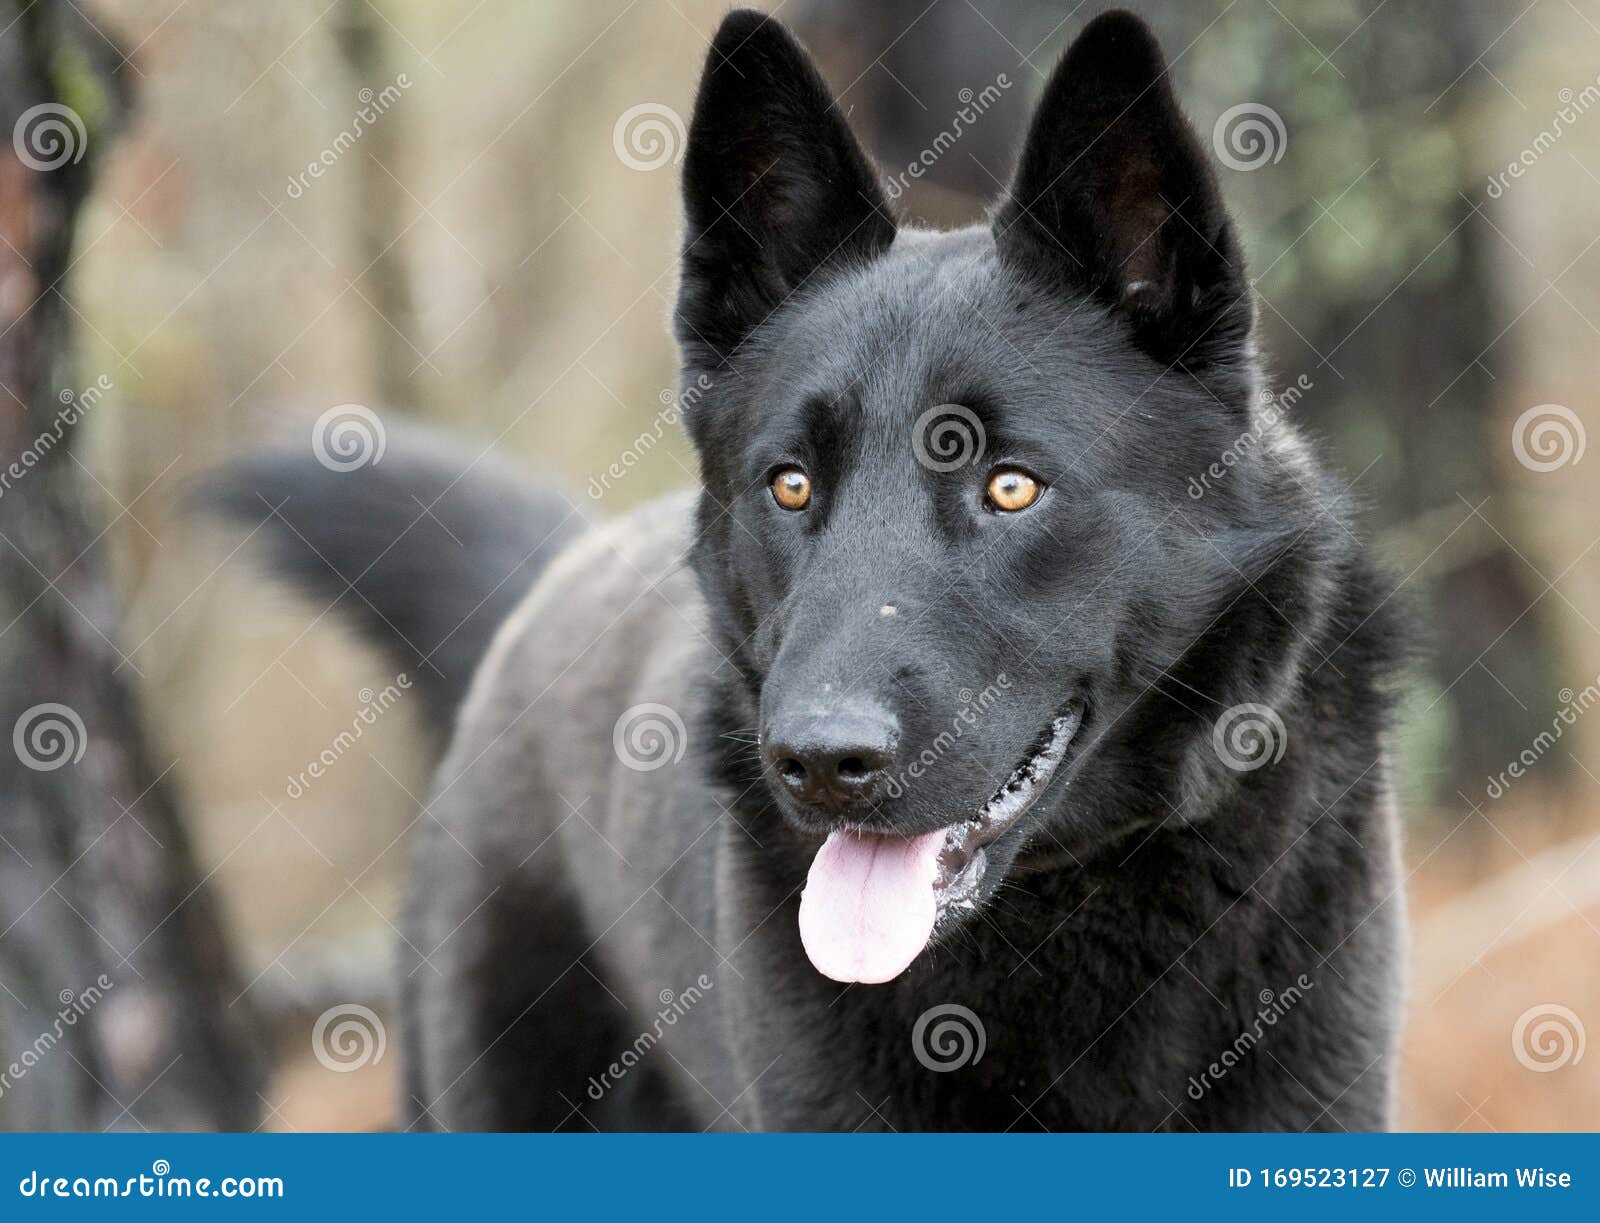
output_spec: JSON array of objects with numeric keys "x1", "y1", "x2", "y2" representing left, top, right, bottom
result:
[{"x1": 1, "y1": 1134, "x2": 1593, "y2": 1218}]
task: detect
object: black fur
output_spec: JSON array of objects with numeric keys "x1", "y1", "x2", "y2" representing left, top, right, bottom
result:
[
  {"x1": 196, "y1": 423, "x2": 579, "y2": 715},
  {"x1": 208, "y1": 10, "x2": 1405, "y2": 1132}
]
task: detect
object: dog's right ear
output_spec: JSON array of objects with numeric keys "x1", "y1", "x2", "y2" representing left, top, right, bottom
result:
[{"x1": 674, "y1": 10, "x2": 895, "y2": 372}]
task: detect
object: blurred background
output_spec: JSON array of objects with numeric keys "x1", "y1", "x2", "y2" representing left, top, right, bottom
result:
[{"x1": 0, "y1": 0, "x2": 1596, "y2": 1131}]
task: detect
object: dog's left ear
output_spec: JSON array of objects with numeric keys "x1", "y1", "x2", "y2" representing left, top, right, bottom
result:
[
  {"x1": 675, "y1": 10, "x2": 896, "y2": 372},
  {"x1": 995, "y1": 11, "x2": 1250, "y2": 372}
]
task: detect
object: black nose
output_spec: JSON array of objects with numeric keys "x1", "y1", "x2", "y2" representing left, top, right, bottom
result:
[{"x1": 765, "y1": 701, "x2": 898, "y2": 812}]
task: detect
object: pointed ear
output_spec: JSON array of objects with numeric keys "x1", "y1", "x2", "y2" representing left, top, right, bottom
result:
[
  {"x1": 674, "y1": 10, "x2": 896, "y2": 371},
  {"x1": 994, "y1": 11, "x2": 1250, "y2": 372}
]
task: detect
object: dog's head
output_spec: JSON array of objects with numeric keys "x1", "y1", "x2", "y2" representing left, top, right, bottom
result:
[{"x1": 675, "y1": 10, "x2": 1319, "y2": 983}]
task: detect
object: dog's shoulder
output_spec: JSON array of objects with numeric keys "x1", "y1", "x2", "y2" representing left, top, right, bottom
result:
[{"x1": 454, "y1": 487, "x2": 701, "y2": 733}]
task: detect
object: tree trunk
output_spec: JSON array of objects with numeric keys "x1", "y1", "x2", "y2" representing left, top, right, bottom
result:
[
  {"x1": 334, "y1": 0, "x2": 422, "y2": 413},
  {"x1": 0, "y1": 0, "x2": 258, "y2": 1130}
]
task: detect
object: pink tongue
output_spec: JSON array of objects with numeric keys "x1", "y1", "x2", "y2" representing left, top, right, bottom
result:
[{"x1": 798, "y1": 828, "x2": 945, "y2": 984}]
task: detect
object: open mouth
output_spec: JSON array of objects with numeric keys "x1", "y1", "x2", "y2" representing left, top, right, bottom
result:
[
  {"x1": 932, "y1": 704, "x2": 1083, "y2": 920},
  {"x1": 797, "y1": 702, "x2": 1084, "y2": 985}
]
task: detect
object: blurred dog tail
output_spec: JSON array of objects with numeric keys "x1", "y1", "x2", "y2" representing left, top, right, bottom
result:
[{"x1": 194, "y1": 420, "x2": 581, "y2": 728}]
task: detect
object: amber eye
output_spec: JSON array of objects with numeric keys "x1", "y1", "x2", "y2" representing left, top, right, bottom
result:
[
  {"x1": 771, "y1": 467, "x2": 812, "y2": 511},
  {"x1": 985, "y1": 468, "x2": 1042, "y2": 513}
]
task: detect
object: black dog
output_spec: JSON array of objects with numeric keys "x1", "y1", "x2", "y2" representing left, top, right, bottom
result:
[{"x1": 212, "y1": 10, "x2": 1405, "y2": 1131}]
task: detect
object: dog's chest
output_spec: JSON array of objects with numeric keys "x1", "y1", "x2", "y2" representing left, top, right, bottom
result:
[{"x1": 710, "y1": 841, "x2": 1237, "y2": 1131}]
